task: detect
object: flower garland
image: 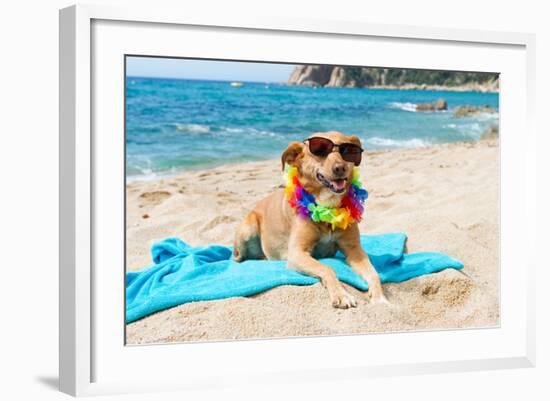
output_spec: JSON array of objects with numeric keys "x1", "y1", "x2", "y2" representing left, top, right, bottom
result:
[{"x1": 284, "y1": 165, "x2": 368, "y2": 230}]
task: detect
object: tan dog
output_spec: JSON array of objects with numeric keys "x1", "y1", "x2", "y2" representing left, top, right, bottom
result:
[{"x1": 233, "y1": 131, "x2": 385, "y2": 308}]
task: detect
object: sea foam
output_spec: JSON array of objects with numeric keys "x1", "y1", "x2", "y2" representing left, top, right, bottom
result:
[
  {"x1": 388, "y1": 102, "x2": 418, "y2": 112},
  {"x1": 367, "y1": 137, "x2": 432, "y2": 148},
  {"x1": 175, "y1": 123, "x2": 211, "y2": 134}
]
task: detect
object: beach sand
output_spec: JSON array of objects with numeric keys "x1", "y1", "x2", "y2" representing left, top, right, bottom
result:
[{"x1": 126, "y1": 139, "x2": 500, "y2": 344}]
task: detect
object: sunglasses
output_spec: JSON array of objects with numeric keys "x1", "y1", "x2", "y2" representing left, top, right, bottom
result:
[{"x1": 304, "y1": 137, "x2": 363, "y2": 166}]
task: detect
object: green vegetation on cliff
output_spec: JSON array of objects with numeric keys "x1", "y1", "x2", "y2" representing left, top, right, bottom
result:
[{"x1": 287, "y1": 65, "x2": 499, "y2": 92}]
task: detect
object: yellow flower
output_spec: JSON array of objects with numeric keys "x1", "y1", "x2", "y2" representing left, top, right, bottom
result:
[{"x1": 331, "y1": 208, "x2": 351, "y2": 230}]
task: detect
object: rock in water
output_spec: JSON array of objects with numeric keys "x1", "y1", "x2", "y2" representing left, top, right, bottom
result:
[
  {"x1": 416, "y1": 98, "x2": 448, "y2": 112},
  {"x1": 454, "y1": 105, "x2": 497, "y2": 118},
  {"x1": 434, "y1": 98, "x2": 448, "y2": 110},
  {"x1": 481, "y1": 125, "x2": 499, "y2": 140}
]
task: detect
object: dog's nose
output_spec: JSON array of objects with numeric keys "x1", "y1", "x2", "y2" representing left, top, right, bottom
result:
[{"x1": 332, "y1": 163, "x2": 348, "y2": 177}]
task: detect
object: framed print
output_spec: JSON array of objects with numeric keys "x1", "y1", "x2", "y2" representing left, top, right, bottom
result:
[{"x1": 59, "y1": 4, "x2": 536, "y2": 397}]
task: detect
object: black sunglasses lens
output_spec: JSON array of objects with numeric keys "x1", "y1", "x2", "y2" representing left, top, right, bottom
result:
[
  {"x1": 339, "y1": 144, "x2": 362, "y2": 165},
  {"x1": 308, "y1": 138, "x2": 333, "y2": 157}
]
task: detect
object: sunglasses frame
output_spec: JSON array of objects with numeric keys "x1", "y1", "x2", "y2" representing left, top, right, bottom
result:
[{"x1": 303, "y1": 136, "x2": 364, "y2": 166}]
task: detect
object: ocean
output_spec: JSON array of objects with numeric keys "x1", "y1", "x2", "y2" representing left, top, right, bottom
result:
[{"x1": 126, "y1": 77, "x2": 499, "y2": 180}]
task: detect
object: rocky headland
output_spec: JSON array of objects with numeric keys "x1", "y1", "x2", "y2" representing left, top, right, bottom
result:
[{"x1": 287, "y1": 65, "x2": 499, "y2": 93}]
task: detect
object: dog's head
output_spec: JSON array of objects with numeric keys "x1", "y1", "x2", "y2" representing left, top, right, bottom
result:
[{"x1": 281, "y1": 131, "x2": 363, "y2": 206}]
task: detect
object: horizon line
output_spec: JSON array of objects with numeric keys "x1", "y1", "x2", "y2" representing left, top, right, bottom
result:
[{"x1": 126, "y1": 75, "x2": 288, "y2": 84}]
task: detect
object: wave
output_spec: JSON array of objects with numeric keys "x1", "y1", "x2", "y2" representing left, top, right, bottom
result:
[
  {"x1": 366, "y1": 137, "x2": 432, "y2": 148},
  {"x1": 474, "y1": 111, "x2": 499, "y2": 121},
  {"x1": 388, "y1": 102, "x2": 418, "y2": 112},
  {"x1": 220, "y1": 127, "x2": 245, "y2": 134},
  {"x1": 248, "y1": 128, "x2": 278, "y2": 138},
  {"x1": 175, "y1": 123, "x2": 211, "y2": 134},
  {"x1": 456, "y1": 122, "x2": 484, "y2": 139},
  {"x1": 126, "y1": 163, "x2": 183, "y2": 183},
  {"x1": 219, "y1": 126, "x2": 278, "y2": 138},
  {"x1": 173, "y1": 124, "x2": 279, "y2": 138}
]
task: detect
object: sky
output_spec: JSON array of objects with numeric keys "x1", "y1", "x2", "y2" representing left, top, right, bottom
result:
[{"x1": 126, "y1": 56, "x2": 296, "y2": 83}]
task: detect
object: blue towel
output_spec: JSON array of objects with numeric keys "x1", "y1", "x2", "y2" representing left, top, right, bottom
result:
[{"x1": 126, "y1": 233, "x2": 463, "y2": 323}]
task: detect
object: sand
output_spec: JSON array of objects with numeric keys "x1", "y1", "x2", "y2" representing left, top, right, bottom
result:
[{"x1": 125, "y1": 139, "x2": 500, "y2": 344}]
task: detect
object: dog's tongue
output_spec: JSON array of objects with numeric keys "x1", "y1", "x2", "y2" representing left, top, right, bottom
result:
[{"x1": 332, "y1": 179, "x2": 347, "y2": 191}]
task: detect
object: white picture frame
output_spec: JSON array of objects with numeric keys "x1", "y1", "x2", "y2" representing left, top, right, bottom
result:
[{"x1": 59, "y1": 3, "x2": 536, "y2": 397}]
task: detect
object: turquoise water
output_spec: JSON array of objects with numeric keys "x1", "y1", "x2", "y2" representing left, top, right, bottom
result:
[{"x1": 126, "y1": 77, "x2": 499, "y2": 180}]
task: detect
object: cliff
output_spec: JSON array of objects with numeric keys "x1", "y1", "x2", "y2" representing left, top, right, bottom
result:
[{"x1": 287, "y1": 66, "x2": 499, "y2": 92}]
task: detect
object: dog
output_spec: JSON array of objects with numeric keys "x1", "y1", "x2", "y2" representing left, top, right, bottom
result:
[{"x1": 233, "y1": 131, "x2": 385, "y2": 308}]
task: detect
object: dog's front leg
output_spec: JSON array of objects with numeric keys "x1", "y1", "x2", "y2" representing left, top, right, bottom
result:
[
  {"x1": 337, "y1": 224, "x2": 387, "y2": 303},
  {"x1": 287, "y1": 220, "x2": 357, "y2": 309}
]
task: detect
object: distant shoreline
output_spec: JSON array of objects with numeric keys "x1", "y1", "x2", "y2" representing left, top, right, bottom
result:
[
  {"x1": 286, "y1": 82, "x2": 499, "y2": 94},
  {"x1": 355, "y1": 83, "x2": 498, "y2": 94},
  {"x1": 127, "y1": 76, "x2": 498, "y2": 93}
]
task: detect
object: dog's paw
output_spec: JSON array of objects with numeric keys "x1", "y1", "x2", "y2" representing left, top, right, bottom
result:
[
  {"x1": 233, "y1": 248, "x2": 243, "y2": 262},
  {"x1": 330, "y1": 288, "x2": 357, "y2": 309}
]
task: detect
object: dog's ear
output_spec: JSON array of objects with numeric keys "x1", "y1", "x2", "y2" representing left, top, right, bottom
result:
[
  {"x1": 281, "y1": 142, "x2": 304, "y2": 171},
  {"x1": 348, "y1": 135, "x2": 362, "y2": 149}
]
